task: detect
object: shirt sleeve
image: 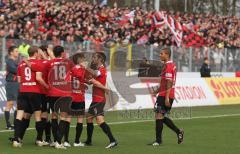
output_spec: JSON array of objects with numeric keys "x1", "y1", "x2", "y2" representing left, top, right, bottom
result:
[
  {"x1": 31, "y1": 61, "x2": 42, "y2": 73},
  {"x1": 96, "y1": 70, "x2": 101, "y2": 77},
  {"x1": 165, "y1": 64, "x2": 173, "y2": 80},
  {"x1": 97, "y1": 67, "x2": 106, "y2": 77}
]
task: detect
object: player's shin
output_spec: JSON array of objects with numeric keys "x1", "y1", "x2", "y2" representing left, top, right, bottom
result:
[
  {"x1": 14, "y1": 110, "x2": 24, "y2": 141},
  {"x1": 86, "y1": 122, "x2": 94, "y2": 144},
  {"x1": 35, "y1": 111, "x2": 46, "y2": 141},
  {"x1": 155, "y1": 119, "x2": 164, "y2": 143},
  {"x1": 45, "y1": 120, "x2": 51, "y2": 142},
  {"x1": 19, "y1": 118, "x2": 30, "y2": 140},
  {"x1": 163, "y1": 117, "x2": 180, "y2": 134},
  {"x1": 64, "y1": 121, "x2": 70, "y2": 143},
  {"x1": 75, "y1": 123, "x2": 83, "y2": 143},
  {"x1": 4, "y1": 110, "x2": 11, "y2": 128},
  {"x1": 13, "y1": 110, "x2": 17, "y2": 127},
  {"x1": 56, "y1": 120, "x2": 67, "y2": 144},
  {"x1": 51, "y1": 118, "x2": 58, "y2": 142},
  {"x1": 99, "y1": 122, "x2": 116, "y2": 143}
]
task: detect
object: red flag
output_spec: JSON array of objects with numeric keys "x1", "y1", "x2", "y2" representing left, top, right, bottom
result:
[
  {"x1": 182, "y1": 25, "x2": 207, "y2": 48},
  {"x1": 158, "y1": 11, "x2": 182, "y2": 47}
]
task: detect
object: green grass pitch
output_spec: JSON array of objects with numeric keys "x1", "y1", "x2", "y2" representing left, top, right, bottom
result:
[{"x1": 0, "y1": 105, "x2": 240, "y2": 154}]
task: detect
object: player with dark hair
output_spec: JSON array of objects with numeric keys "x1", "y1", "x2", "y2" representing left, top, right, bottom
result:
[
  {"x1": 149, "y1": 48, "x2": 184, "y2": 146},
  {"x1": 37, "y1": 46, "x2": 52, "y2": 145},
  {"x1": 5, "y1": 46, "x2": 19, "y2": 130},
  {"x1": 59, "y1": 53, "x2": 88, "y2": 147},
  {"x1": 65, "y1": 53, "x2": 88, "y2": 147},
  {"x1": 24, "y1": 46, "x2": 52, "y2": 145},
  {"x1": 13, "y1": 46, "x2": 49, "y2": 147},
  {"x1": 84, "y1": 52, "x2": 118, "y2": 149},
  {"x1": 46, "y1": 45, "x2": 73, "y2": 149},
  {"x1": 62, "y1": 53, "x2": 111, "y2": 147}
]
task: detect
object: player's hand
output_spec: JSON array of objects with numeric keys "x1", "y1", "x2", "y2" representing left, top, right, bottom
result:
[
  {"x1": 165, "y1": 98, "x2": 171, "y2": 107},
  {"x1": 151, "y1": 91, "x2": 157, "y2": 97},
  {"x1": 47, "y1": 47, "x2": 55, "y2": 59},
  {"x1": 38, "y1": 48, "x2": 44, "y2": 55},
  {"x1": 105, "y1": 88, "x2": 110, "y2": 95},
  {"x1": 150, "y1": 87, "x2": 157, "y2": 97},
  {"x1": 38, "y1": 49, "x2": 47, "y2": 59},
  {"x1": 80, "y1": 61, "x2": 88, "y2": 68}
]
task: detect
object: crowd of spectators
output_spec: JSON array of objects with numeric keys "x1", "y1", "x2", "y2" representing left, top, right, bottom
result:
[
  {"x1": 0, "y1": 0, "x2": 239, "y2": 48},
  {"x1": 0, "y1": 0, "x2": 239, "y2": 72}
]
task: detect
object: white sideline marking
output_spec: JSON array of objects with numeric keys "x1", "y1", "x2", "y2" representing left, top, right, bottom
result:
[{"x1": 1, "y1": 113, "x2": 240, "y2": 133}]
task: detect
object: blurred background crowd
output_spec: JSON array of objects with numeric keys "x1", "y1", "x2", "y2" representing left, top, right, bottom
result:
[{"x1": 0, "y1": 0, "x2": 239, "y2": 72}]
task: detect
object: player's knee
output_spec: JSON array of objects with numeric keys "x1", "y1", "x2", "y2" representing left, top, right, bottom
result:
[
  {"x1": 77, "y1": 117, "x2": 83, "y2": 123},
  {"x1": 41, "y1": 112, "x2": 48, "y2": 119},
  {"x1": 16, "y1": 110, "x2": 24, "y2": 120},
  {"x1": 24, "y1": 113, "x2": 32, "y2": 119},
  {"x1": 66, "y1": 117, "x2": 72, "y2": 123},
  {"x1": 60, "y1": 112, "x2": 68, "y2": 118},
  {"x1": 155, "y1": 113, "x2": 164, "y2": 120},
  {"x1": 51, "y1": 112, "x2": 58, "y2": 119},
  {"x1": 96, "y1": 116, "x2": 104, "y2": 125},
  {"x1": 34, "y1": 111, "x2": 42, "y2": 121},
  {"x1": 87, "y1": 117, "x2": 94, "y2": 123},
  {"x1": 5, "y1": 101, "x2": 13, "y2": 110}
]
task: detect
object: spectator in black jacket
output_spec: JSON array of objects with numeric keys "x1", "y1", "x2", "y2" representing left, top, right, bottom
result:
[
  {"x1": 138, "y1": 57, "x2": 150, "y2": 77},
  {"x1": 4, "y1": 46, "x2": 19, "y2": 130},
  {"x1": 200, "y1": 57, "x2": 211, "y2": 77}
]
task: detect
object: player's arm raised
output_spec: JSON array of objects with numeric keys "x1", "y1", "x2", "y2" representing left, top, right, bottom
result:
[
  {"x1": 38, "y1": 48, "x2": 48, "y2": 60},
  {"x1": 84, "y1": 66, "x2": 99, "y2": 78},
  {"x1": 47, "y1": 47, "x2": 55, "y2": 60}
]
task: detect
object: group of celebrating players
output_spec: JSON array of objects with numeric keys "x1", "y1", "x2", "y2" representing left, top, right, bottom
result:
[
  {"x1": 10, "y1": 45, "x2": 118, "y2": 149},
  {"x1": 6, "y1": 44, "x2": 184, "y2": 150}
]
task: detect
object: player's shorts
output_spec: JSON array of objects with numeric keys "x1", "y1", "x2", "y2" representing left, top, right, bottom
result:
[
  {"x1": 41, "y1": 95, "x2": 50, "y2": 113},
  {"x1": 5, "y1": 82, "x2": 19, "y2": 101},
  {"x1": 68, "y1": 102, "x2": 85, "y2": 116},
  {"x1": 17, "y1": 92, "x2": 43, "y2": 113},
  {"x1": 154, "y1": 96, "x2": 174, "y2": 115},
  {"x1": 48, "y1": 96, "x2": 72, "y2": 113},
  {"x1": 88, "y1": 102, "x2": 105, "y2": 116}
]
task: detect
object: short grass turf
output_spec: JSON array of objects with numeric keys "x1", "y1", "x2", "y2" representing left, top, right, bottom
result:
[{"x1": 0, "y1": 105, "x2": 240, "y2": 154}]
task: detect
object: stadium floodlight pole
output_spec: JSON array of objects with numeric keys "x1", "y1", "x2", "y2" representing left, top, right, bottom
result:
[{"x1": 154, "y1": 0, "x2": 160, "y2": 11}]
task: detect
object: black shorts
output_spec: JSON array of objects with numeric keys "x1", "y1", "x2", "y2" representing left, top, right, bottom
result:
[
  {"x1": 88, "y1": 102, "x2": 105, "y2": 116},
  {"x1": 48, "y1": 96, "x2": 72, "y2": 113},
  {"x1": 17, "y1": 92, "x2": 43, "y2": 113},
  {"x1": 5, "y1": 82, "x2": 19, "y2": 101},
  {"x1": 68, "y1": 102, "x2": 85, "y2": 116},
  {"x1": 41, "y1": 95, "x2": 50, "y2": 113},
  {"x1": 154, "y1": 96, "x2": 174, "y2": 115}
]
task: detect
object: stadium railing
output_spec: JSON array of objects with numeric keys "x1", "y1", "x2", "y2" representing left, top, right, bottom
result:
[{"x1": 0, "y1": 38, "x2": 239, "y2": 73}]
